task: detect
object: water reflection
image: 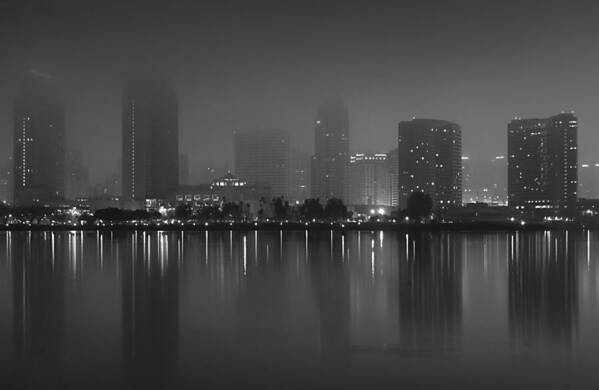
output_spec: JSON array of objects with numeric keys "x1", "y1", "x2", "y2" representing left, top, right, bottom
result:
[
  {"x1": 120, "y1": 232, "x2": 179, "y2": 388},
  {"x1": 508, "y1": 231, "x2": 578, "y2": 348},
  {"x1": 398, "y1": 233, "x2": 462, "y2": 353},
  {"x1": 12, "y1": 233, "x2": 66, "y2": 388},
  {"x1": 0, "y1": 230, "x2": 598, "y2": 389}
]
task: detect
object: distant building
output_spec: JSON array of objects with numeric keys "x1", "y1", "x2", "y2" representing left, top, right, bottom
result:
[
  {"x1": 13, "y1": 72, "x2": 66, "y2": 206},
  {"x1": 0, "y1": 157, "x2": 12, "y2": 204},
  {"x1": 507, "y1": 113, "x2": 577, "y2": 216},
  {"x1": 397, "y1": 119, "x2": 462, "y2": 209},
  {"x1": 387, "y1": 148, "x2": 399, "y2": 207},
  {"x1": 349, "y1": 153, "x2": 392, "y2": 206},
  {"x1": 198, "y1": 163, "x2": 229, "y2": 184},
  {"x1": 578, "y1": 162, "x2": 599, "y2": 199},
  {"x1": 288, "y1": 148, "x2": 310, "y2": 203},
  {"x1": 234, "y1": 129, "x2": 289, "y2": 198},
  {"x1": 172, "y1": 172, "x2": 270, "y2": 209},
  {"x1": 179, "y1": 154, "x2": 189, "y2": 186},
  {"x1": 122, "y1": 73, "x2": 178, "y2": 200},
  {"x1": 65, "y1": 149, "x2": 89, "y2": 200},
  {"x1": 442, "y1": 203, "x2": 510, "y2": 223},
  {"x1": 462, "y1": 155, "x2": 507, "y2": 205},
  {"x1": 311, "y1": 99, "x2": 349, "y2": 202}
]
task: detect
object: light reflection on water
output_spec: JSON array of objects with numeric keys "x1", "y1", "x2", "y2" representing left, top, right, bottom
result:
[{"x1": 0, "y1": 230, "x2": 597, "y2": 389}]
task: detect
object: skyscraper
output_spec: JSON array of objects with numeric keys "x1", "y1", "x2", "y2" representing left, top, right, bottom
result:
[
  {"x1": 234, "y1": 129, "x2": 289, "y2": 197},
  {"x1": 13, "y1": 71, "x2": 65, "y2": 206},
  {"x1": 122, "y1": 74, "x2": 178, "y2": 200},
  {"x1": 311, "y1": 100, "x2": 349, "y2": 202},
  {"x1": 348, "y1": 153, "x2": 392, "y2": 206},
  {"x1": 507, "y1": 113, "x2": 577, "y2": 216},
  {"x1": 397, "y1": 119, "x2": 462, "y2": 209}
]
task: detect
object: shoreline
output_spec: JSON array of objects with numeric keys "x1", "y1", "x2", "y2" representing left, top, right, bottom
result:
[{"x1": 0, "y1": 221, "x2": 597, "y2": 232}]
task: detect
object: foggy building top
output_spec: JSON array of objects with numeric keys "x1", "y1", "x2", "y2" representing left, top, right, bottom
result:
[
  {"x1": 13, "y1": 71, "x2": 66, "y2": 206},
  {"x1": 311, "y1": 99, "x2": 350, "y2": 202},
  {"x1": 122, "y1": 74, "x2": 179, "y2": 200}
]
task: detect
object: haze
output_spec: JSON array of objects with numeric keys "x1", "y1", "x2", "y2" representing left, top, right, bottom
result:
[{"x1": 1, "y1": 0, "x2": 599, "y2": 184}]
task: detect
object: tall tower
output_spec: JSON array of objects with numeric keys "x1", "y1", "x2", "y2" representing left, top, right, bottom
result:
[
  {"x1": 122, "y1": 74, "x2": 178, "y2": 200},
  {"x1": 13, "y1": 71, "x2": 66, "y2": 206},
  {"x1": 234, "y1": 129, "x2": 289, "y2": 198},
  {"x1": 311, "y1": 99, "x2": 349, "y2": 202},
  {"x1": 397, "y1": 119, "x2": 462, "y2": 209},
  {"x1": 507, "y1": 113, "x2": 577, "y2": 217}
]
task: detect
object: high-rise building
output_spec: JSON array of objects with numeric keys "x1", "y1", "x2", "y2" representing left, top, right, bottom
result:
[
  {"x1": 234, "y1": 129, "x2": 289, "y2": 197},
  {"x1": 311, "y1": 99, "x2": 349, "y2": 202},
  {"x1": 507, "y1": 113, "x2": 577, "y2": 216},
  {"x1": 13, "y1": 72, "x2": 66, "y2": 206},
  {"x1": 288, "y1": 148, "x2": 310, "y2": 203},
  {"x1": 122, "y1": 74, "x2": 178, "y2": 200},
  {"x1": 387, "y1": 148, "x2": 399, "y2": 207},
  {"x1": 349, "y1": 153, "x2": 392, "y2": 206},
  {"x1": 179, "y1": 154, "x2": 189, "y2": 186},
  {"x1": 397, "y1": 119, "x2": 462, "y2": 209}
]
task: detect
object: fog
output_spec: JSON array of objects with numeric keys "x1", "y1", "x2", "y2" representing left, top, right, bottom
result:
[{"x1": 1, "y1": 0, "x2": 599, "y2": 184}]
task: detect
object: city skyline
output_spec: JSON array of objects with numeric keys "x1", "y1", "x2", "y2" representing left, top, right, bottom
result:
[{"x1": 3, "y1": 73, "x2": 590, "y2": 217}]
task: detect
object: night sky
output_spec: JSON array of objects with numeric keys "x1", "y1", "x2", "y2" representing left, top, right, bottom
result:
[{"x1": 1, "y1": 0, "x2": 599, "y2": 183}]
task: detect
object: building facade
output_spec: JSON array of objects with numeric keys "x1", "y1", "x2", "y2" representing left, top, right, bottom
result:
[
  {"x1": 507, "y1": 113, "x2": 577, "y2": 216},
  {"x1": 122, "y1": 74, "x2": 179, "y2": 200},
  {"x1": 387, "y1": 148, "x2": 399, "y2": 207},
  {"x1": 349, "y1": 153, "x2": 392, "y2": 206},
  {"x1": 234, "y1": 129, "x2": 289, "y2": 198},
  {"x1": 172, "y1": 172, "x2": 270, "y2": 209},
  {"x1": 397, "y1": 119, "x2": 462, "y2": 209},
  {"x1": 13, "y1": 72, "x2": 66, "y2": 206},
  {"x1": 311, "y1": 100, "x2": 349, "y2": 202}
]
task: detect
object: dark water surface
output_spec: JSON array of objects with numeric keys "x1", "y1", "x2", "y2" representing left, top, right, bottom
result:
[{"x1": 0, "y1": 230, "x2": 598, "y2": 389}]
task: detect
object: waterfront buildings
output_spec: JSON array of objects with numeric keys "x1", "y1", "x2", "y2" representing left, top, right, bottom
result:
[
  {"x1": 507, "y1": 113, "x2": 577, "y2": 216},
  {"x1": 387, "y1": 148, "x2": 399, "y2": 207},
  {"x1": 349, "y1": 152, "x2": 392, "y2": 206},
  {"x1": 234, "y1": 129, "x2": 289, "y2": 198},
  {"x1": 397, "y1": 119, "x2": 462, "y2": 209},
  {"x1": 13, "y1": 72, "x2": 66, "y2": 205},
  {"x1": 122, "y1": 74, "x2": 179, "y2": 201}
]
